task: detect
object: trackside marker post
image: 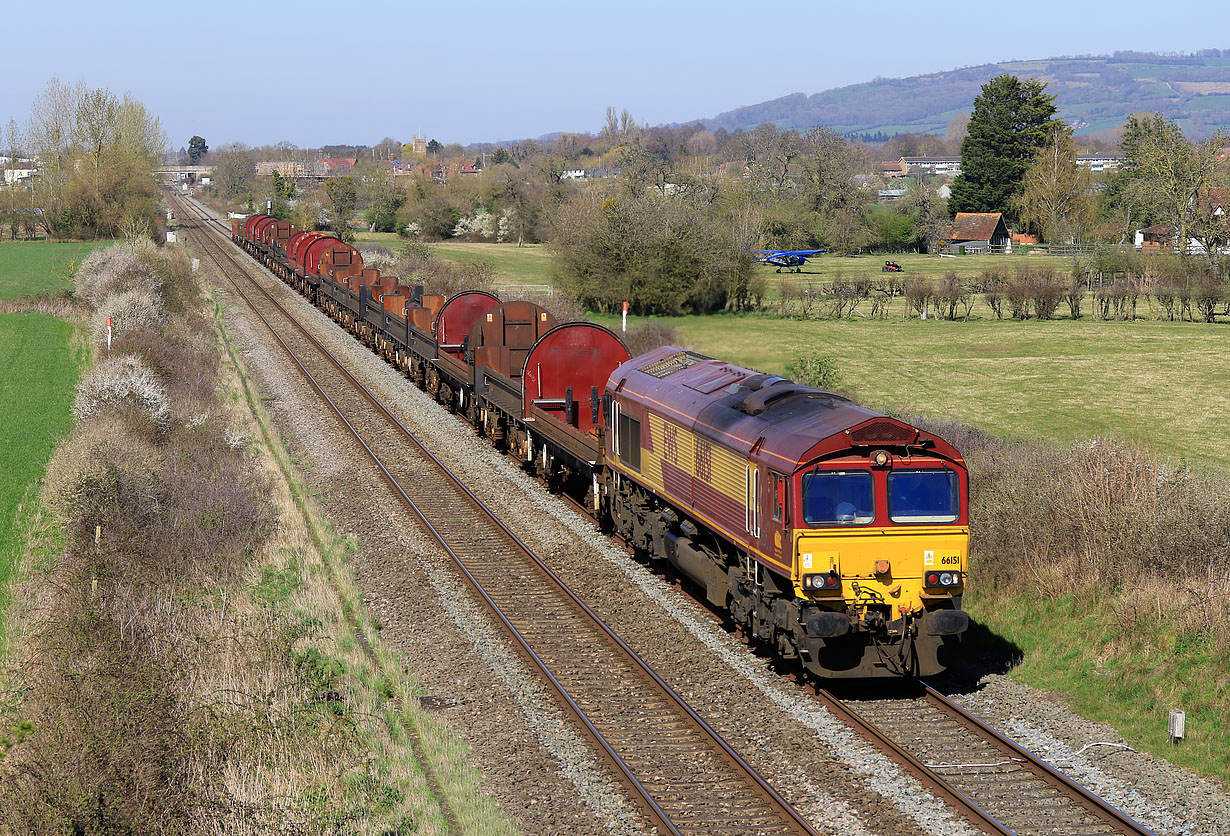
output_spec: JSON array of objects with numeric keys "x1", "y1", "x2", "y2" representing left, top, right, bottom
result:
[
  {"x1": 106, "y1": 316, "x2": 112, "y2": 352},
  {"x1": 622, "y1": 301, "x2": 628, "y2": 333}
]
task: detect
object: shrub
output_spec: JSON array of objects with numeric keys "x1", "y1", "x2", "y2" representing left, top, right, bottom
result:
[
  {"x1": 1002, "y1": 268, "x2": 1033, "y2": 319},
  {"x1": 42, "y1": 410, "x2": 164, "y2": 547},
  {"x1": 90, "y1": 289, "x2": 165, "y2": 347},
  {"x1": 623, "y1": 321, "x2": 680, "y2": 357},
  {"x1": 112, "y1": 322, "x2": 219, "y2": 415},
  {"x1": 73, "y1": 354, "x2": 169, "y2": 430},
  {"x1": 1065, "y1": 273, "x2": 1086, "y2": 319},
  {"x1": 1030, "y1": 266, "x2": 1065, "y2": 320},
  {"x1": 903, "y1": 277, "x2": 932, "y2": 318},
  {"x1": 910, "y1": 414, "x2": 1230, "y2": 637},
  {"x1": 786, "y1": 352, "x2": 840, "y2": 391},
  {"x1": 74, "y1": 246, "x2": 162, "y2": 307},
  {"x1": 357, "y1": 244, "x2": 396, "y2": 271},
  {"x1": 981, "y1": 269, "x2": 1005, "y2": 319},
  {"x1": 935, "y1": 272, "x2": 971, "y2": 320}
]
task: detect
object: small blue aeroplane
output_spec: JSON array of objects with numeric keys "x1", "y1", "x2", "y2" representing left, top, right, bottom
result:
[{"x1": 753, "y1": 248, "x2": 826, "y2": 272}]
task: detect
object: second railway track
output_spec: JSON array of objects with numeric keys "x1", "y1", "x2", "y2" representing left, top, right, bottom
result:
[{"x1": 172, "y1": 195, "x2": 823, "y2": 836}]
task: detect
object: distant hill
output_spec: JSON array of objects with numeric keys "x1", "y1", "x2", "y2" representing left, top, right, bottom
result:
[{"x1": 699, "y1": 51, "x2": 1230, "y2": 140}]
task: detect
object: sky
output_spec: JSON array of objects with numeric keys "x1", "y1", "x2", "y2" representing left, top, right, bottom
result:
[{"x1": 5, "y1": 0, "x2": 1229, "y2": 152}]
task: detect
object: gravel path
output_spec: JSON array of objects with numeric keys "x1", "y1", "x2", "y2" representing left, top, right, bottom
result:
[{"x1": 204, "y1": 233, "x2": 1229, "y2": 836}]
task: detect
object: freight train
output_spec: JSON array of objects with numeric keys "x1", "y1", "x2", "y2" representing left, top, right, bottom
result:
[{"x1": 228, "y1": 211, "x2": 970, "y2": 678}]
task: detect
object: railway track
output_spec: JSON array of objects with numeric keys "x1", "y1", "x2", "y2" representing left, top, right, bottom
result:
[
  {"x1": 171, "y1": 195, "x2": 1165, "y2": 836},
  {"x1": 170, "y1": 194, "x2": 822, "y2": 836},
  {"x1": 818, "y1": 684, "x2": 1159, "y2": 836}
]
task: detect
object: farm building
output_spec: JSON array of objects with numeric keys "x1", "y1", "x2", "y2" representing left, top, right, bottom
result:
[{"x1": 944, "y1": 213, "x2": 1011, "y2": 253}]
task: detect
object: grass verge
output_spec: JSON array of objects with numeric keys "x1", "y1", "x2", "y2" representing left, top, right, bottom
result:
[
  {"x1": 212, "y1": 293, "x2": 519, "y2": 835},
  {"x1": 966, "y1": 591, "x2": 1230, "y2": 784}
]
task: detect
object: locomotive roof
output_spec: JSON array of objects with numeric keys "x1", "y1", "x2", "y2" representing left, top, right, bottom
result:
[{"x1": 610, "y1": 347, "x2": 963, "y2": 471}]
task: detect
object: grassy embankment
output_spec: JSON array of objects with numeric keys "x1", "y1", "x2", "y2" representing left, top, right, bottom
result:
[
  {"x1": 412, "y1": 240, "x2": 1230, "y2": 785},
  {"x1": 0, "y1": 241, "x2": 105, "y2": 639},
  {"x1": 0, "y1": 242, "x2": 520, "y2": 833}
]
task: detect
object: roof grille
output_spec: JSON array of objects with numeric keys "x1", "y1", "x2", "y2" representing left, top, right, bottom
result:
[
  {"x1": 639, "y1": 351, "x2": 705, "y2": 379},
  {"x1": 847, "y1": 420, "x2": 917, "y2": 446}
]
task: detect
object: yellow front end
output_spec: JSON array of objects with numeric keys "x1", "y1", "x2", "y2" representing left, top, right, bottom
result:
[
  {"x1": 794, "y1": 527, "x2": 968, "y2": 616},
  {"x1": 789, "y1": 526, "x2": 970, "y2": 677}
]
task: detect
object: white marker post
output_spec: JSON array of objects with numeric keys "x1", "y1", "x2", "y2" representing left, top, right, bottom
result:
[
  {"x1": 622, "y1": 301, "x2": 628, "y2": 333},
  {"x1": 1169, "y1": 709, "x2": 1186, "y2": 744},
  {"x1": 106, "y1": 316, "x2": 112, "y2": 352}
]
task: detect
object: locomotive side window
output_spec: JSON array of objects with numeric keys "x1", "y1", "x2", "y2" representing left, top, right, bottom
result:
[
  {"x1": 771, "y1": 473, "x2": 786, "y2": 523},
  {"x1": 618, "y1": 411, "x2": 641, "y2": 471},
  {"x1": 888, "y1": 470, "x2": 958, "y2": 523},
  {"x1": 802, "y1": 471, "x2": 874, "y2": 526}
]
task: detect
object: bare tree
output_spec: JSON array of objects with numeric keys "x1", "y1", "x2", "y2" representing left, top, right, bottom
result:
[
  {"x1": 1120, "y1": 114, "x2": 1223, "y2": 258},
  {"x1": 1021, "y1": 125, "x2": 1095, "y2": 243}
]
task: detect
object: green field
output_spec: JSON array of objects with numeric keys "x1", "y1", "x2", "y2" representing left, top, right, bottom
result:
[
  {"x1": 0, "y1": 240, "x2": 113, "y2": 299},
  {"x1": 0, "y1": 314, "x2": 82, "y2": 627},
  {"x1": 593, "y1": 313, "x2": 1230, "y2": 470},
  {"x1": 373, "y1": 242, "x2": 1225, "y2": 467},
  {"x1": 355, "y1": 239, "x2": 1069, "y2": 298},
  {"x1": 353, "y1": 233, "x2": 556, "y2": 288}
]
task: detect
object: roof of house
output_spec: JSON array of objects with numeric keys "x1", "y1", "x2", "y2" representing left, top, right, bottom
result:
[
  {"x1": 949, "y1": 212, "x2": 1007, "y2": 242},
  {"x1": 1196, "y1": 187, "x2": 1230, "y2": 209},
  {"x1": 319, "y1": 158, "x2": 357, "y2": 171},
  {"x1": 1140, "y1": 223, "x2": 1174, "y2": 236}
]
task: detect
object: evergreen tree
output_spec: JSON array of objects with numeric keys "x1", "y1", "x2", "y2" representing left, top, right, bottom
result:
[
  {"x1": 949, "y1": 75, "x2": 1061, "y2": 219},
  {"x1": 187, "y1": 135, "x2": 208, "y2": 163}
]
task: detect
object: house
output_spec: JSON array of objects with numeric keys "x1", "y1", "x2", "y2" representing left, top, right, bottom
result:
[
  {"x1": 943, "y1": 212, "x2": 1011, "y2": 253},
  {"x1": 901, "y1": 156, "x2": 962, "y2": 178},
  {"x1": 879, "y1": 160, "x2": 907, "y2": 178},
  {"x1": 1136, "y1": 224, "x2": 1176, "y2": 253},
  {"x1": 560, "y1": 167, "x2": 586, "y2": 181},
  {"x1": 1134, "y1": 189, "x2": 1230, "y2": 254},
  {"x1": 387, "y1": 159, "x2": 418, "y2": 177},
  {"x1": 1076, "y1": 154, "x2": 1122, "y2": 174},
  {"x1": 256, "y1": 160, "x2": 306, "y2": 178},
  {"x1": 2, "y1": 164, "x2": 37, "y2": 185},
  {"x1": 318, "y1": 158, "x2": 357, "y2": 176}
]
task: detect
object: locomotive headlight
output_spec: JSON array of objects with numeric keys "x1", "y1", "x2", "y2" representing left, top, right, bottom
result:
[
  {"x1": 871, "y1": 449, "x2": 891, "y2": 467},
  {"x1": 803, "y1": 573, "x2": 840, "y2": 591},
  {"x1": 925, "y1": 571, "x2": 962, "y2": 589}
]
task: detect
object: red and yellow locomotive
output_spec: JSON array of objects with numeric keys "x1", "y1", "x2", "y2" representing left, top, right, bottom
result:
[{"x1": 603, "y1": 348, "x2": 969, "y2": 678}]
